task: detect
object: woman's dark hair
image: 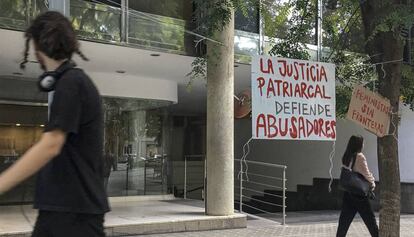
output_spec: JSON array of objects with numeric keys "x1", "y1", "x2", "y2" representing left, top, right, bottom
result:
[
  {"x1": 342, "y1": 135, "x2": 364, "y2": 166},
  {"x1": 20, "y1": 11, "x2": 88, "y2": 69}
]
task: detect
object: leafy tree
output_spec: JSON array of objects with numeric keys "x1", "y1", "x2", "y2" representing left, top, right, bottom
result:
[
  {"x1": 359, "y1": 1, "x2": 413, "y2": 235},
  {"x1": 192, "y1": 0, "x2": 414, "y2": 234}
]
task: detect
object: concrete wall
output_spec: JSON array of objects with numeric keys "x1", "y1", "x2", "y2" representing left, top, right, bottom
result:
[
  {"x1": 398, "y1": 105, "x2": 414, "y2": 183},
  {"x1": 89, "y1": 72, "x2": 178, "y2": 103},
  {"x1": 235, "y1": 105, "x2": 414, "y2": 192}
]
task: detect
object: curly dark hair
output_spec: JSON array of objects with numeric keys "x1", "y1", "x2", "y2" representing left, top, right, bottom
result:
[{"x1": 20, "y1": 11, "x2": 88, "y2": 69}]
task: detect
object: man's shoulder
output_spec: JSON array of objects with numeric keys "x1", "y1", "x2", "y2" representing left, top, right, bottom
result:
[
  {"x1": 63, "y1": 68, "x2": 89, "y2": 81},
  {"x1": 58, "y1": 69, "x2": 94, "y2": 90}
]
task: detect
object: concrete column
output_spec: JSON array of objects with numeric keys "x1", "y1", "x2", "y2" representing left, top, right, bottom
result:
[{"x1": 206, "y1": 5, "x2": 235, "y2": 216}]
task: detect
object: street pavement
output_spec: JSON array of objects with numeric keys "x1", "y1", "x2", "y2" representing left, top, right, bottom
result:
[{"x1": 136, "y1": 213, "x2": 414, "y2": 237}]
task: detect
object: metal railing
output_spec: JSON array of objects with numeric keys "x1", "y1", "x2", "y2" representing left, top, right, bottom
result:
[
  {"x1": 183, "y1": 155, "x2": 205, "y2": 200},
  {"x1": 0, "y1": 1, "x2": 354, "y2": 64},
  {"x1": 0, "y1": 0, "x2": 264, "y2": 62},
  {"x1": 235, "y1": 159, "x2": 287, "y2": 225},
  {"x1": 181, "y1": 155, "x2": 287, "y2": 224}
]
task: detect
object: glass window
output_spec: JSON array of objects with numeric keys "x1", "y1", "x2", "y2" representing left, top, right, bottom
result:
[
  {"x1": 0, "y1": 77, "x2": 47, "y2": 205},
  {"x1": 70, "y1": 0, "x2": 122, "y2": 42},
  {"x1": 235, "y1": 3, "x2": 259, "y2": 33},
  {"x1": 128, "y1": 0, "x2": 193, "y2": 21},
  {"x1": 83, "y1": 0, "x2": 121, "y2": 7},
  {"x1": 103, "y1": 97, "x2": 173, "y2": 196},
  {"x1": 0, "y1": 0, "x2": 28, "y2": 30},
  {"x1": 0, "y1": 105, "x2": 48, "y2": 205}
]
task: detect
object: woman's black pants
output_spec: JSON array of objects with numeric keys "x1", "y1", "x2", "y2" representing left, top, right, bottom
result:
[{"x1": 336, "y1": 192, "x2": 379, "y2": 237}]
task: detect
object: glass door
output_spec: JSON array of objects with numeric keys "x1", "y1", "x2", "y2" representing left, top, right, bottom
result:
[{"x1": 103, "y1": 98, "x2": 171, "y2": 197}]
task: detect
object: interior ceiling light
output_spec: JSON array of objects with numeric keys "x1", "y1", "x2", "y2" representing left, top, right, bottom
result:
[{"x1": 16, "y1": 123, "x2": 21, "y2": 126}]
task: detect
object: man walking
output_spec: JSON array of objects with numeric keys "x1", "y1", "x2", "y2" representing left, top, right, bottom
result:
[{"x1": 0, "y1": 11, "x2": 109, "y2": 237}]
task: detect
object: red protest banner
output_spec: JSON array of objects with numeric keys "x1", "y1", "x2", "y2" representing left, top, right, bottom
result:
[
  {"x1": 251, "y1": 56, "x2": 336, "y2": 141},
  {"x1": 346, "y1": 85, "x2": 391, "y2": 137}
]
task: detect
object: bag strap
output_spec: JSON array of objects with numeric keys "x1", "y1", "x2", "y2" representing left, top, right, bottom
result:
[{"x1": 350, "y1": 153, "x2": 357, "y2": 170}]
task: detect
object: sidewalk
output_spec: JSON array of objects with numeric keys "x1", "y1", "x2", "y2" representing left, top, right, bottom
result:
[
  {"x1": 0, "y1": 198, "x2": 246, "y2": 237},
  {"x1": 140, "y1": 211, "x2": 414, "y2": 237},
  {"x1": 2, "y1": 199, "x2": 413, "y2": 237}
]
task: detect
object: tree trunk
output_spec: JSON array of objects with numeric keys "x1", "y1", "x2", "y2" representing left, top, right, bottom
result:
[
  {"x1": 205, "y1": 2, "x2": 235, "y2": 215},
  {"x1": 376, "y1": 32, "x2": 403, "y2": 237},
  {"x1": 360, "y1": 1, "x2": 404, "y2": 236}
]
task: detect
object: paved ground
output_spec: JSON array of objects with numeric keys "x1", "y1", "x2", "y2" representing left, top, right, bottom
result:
[
  {"x1": 107, "y1": 164, "x2": 167, "y2": 196},
  {"x1": 3, "y1": 199, "x2": 413, "y2": 237},
  {"x1": 139, "y1": 212, "x2": 414, "y2": 237},
  {"x1": 0, "y1": 199, "x2": 245, "y2": 236}
]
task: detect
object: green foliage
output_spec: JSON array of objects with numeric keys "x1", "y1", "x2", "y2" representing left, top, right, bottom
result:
[
  {"x1": 0, "y1": 0, "x2": 27, "y2": 21},
  {"x1": 193, "y1": 0, "x2": 235, "y2": 37},
  {"x1": 71, "y1": 0, "x2": 122, "y2": 42},
  {"x1": 260, "y1": 0, "x2": 291, "y2": 39},
  {"x1": 401, "y1": 65, "x2": 414, "y2": 110},
  {"x1": 265, "y1": 0, "x2": 414, "y2": 115},
  {"x1": 0, "y1": 0, "x2": 48, "y2": 30},
  {"x1": 186, "y1": 57, "x2": 207, "y2": 91},
  {"x1": 368, "y1": 5, "x2": 414, "y2": 42},
  {"x1": 264, "y1": 0, "x2": 371, "y2": 118},
  {"x1": 323, "y1": 0, "x2": 365, "y2": 54},
  {"x1": 186, "y1": 0, "x2": 236, "y2": 86},
  {"x1": 232, "y1": 0, "x2": 251, "y2": 17},
  {"x1": 188, "y1": 0, "x2": 414, "y2": 115},
  {"x1": 361, "y1": 2, "x2": 414, "y2": 111},
  {"x1": 267, "y1": 0, "x2": 316, "y2": 59},
  {"x1": 331, "y1": 52, "x2": 377, "y2": 117},
  {"x1": 269, "y1": 40, "x2": 311, "y2": 60},
  {"x1": 335, "y1": 85, "x2": 353, "y2": 118}
]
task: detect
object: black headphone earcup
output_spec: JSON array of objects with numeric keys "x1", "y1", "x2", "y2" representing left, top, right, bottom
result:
[
  {"x1": 37, "y1": 61, "x2": 75, "y2": 92},
  {"x1": 38, "y1": 74, "x2": 57, "y2": 92}
]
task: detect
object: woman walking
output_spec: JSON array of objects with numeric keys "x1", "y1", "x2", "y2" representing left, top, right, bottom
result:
[{"x1": 337, "y1": 135, "x2": 378, "y2": 237}]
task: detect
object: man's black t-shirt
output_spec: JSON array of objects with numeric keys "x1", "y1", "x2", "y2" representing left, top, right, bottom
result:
[{"x1": 34, "y1": 67, "x2": 110, "y2": 214}]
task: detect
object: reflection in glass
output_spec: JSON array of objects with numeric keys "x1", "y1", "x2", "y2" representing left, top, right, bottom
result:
[
  {"x1": 0, "y1": 0, "x2": 48, "y2": 31},
  {"x1": 71, "y1": 0, "x2": 122, "y2": 42},
  {"x1": 127, "y1": 8, "x2": 192, "y2": 54},
  {"x1": 235, "y1": 2, "x2": 259, "y2": 33},
  {"x1": 103, "y1": 97, "x2": 172, "y2": 196},
  {"x1": 128, "y1": 0, "x2": 193, "y2": 20},
  {"x1": 0, "y1": 104, "x2": 47, "y2": 205}
]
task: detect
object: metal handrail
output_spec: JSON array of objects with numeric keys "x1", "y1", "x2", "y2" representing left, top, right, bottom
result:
[
  {"x1": 185, "y1": 185, "x2": 204, "y2": 194},
  {"x1": 242, "y1": 187, "x2": 284, "y2": 199},
  {"x1": 235, "y1": 159, "x2": 287, "y2": 169},
  {"x1": 242, "y1": 195, "x2": 284, "y2": 208},
  {"x1": 183, "y1": 155, "x2": 205, "y2": 200},
  {"x1": 243, "y1": 180, "x2": 284, "y2": 190},
  {"x1": 238, "y1": 202, "x2": 280, "y2": 216},
  {"x1": 236, "y1": 158, "x2": 287, "y2": 225},
  {"x1": 240, "y1": 172, "x2": 285, "y2": 181},
  {"x1": 184, "y1": 155, "x2": 205, "y2": 159}
]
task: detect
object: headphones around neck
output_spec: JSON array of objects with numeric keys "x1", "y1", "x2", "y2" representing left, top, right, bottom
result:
[{"x1": 38, "y1": 60, "x2": 76, "y2": 92}]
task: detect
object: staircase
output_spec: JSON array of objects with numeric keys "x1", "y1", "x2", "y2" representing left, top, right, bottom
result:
[{"x1": 236, "y1": 178, "x2": 380, "y2": 214}]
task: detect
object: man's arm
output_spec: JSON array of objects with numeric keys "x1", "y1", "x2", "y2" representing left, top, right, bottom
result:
[{"x1": 0, "y1": 130, "x2": 66, "y2": 195}]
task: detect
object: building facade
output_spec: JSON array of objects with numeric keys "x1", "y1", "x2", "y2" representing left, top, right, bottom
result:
[{"x1": 1, "y1": 0, "x2": 414, "y2": 214}]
